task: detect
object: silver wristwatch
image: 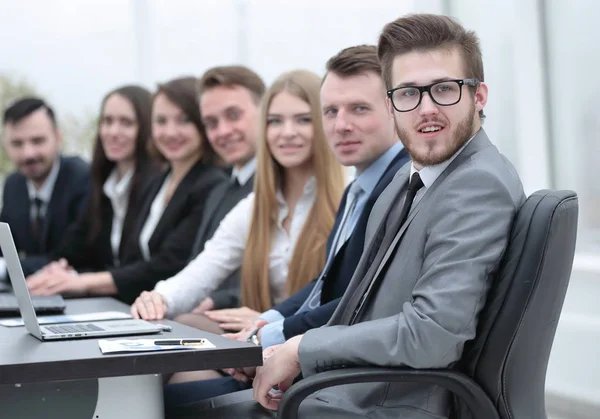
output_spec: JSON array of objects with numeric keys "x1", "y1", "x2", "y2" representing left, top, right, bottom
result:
[{"x1": 246, "y1": 328, "x2": 261, "y2": 346}]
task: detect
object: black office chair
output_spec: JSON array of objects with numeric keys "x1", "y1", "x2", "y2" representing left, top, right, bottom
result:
[{"x1": 278, "y1": 190, "x2": 579, "y2": 419}]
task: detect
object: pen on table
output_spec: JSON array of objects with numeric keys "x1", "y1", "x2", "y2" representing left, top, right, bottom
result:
[{"x1": 154, "y1": 339, "x2": 207, "y2": 346}]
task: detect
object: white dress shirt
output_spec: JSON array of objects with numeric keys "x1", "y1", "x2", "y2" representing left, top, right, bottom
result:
[
  {"x1": 409, "y1": 134, "x2": 475, "y2": 204},
  {"x1": 103, "y1": 168, "x2": 134, "y2": 266},
  {"x1": 139, "y1": 174, "x2": 172, "y2": 261},
  {"x1": 231, "y1": 157, "x2": 256, "y2": 186},
  {"x1": 154, "y1": 177, "x2": 318, "y2": 318}
]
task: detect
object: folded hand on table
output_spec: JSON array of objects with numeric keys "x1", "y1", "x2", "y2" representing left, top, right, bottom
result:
[
  {"x1": 131, "y1": 290, "x2": 168, "y2": 320},
  {"x1": 26, "y1": 259, "x2": 84, "y2": 296},
  {"x1": 204, "y1": 306, "x2": 261, "y2": 331}
]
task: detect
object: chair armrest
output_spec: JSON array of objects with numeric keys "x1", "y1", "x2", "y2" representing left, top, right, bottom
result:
[{"x1": 278, "y1": 367, "x2": 500, "y2": 419}]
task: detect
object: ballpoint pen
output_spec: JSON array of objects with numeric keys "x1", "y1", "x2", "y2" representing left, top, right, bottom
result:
[{"x1": 154, "y1": 339, "x2": 207, "y2": 346}]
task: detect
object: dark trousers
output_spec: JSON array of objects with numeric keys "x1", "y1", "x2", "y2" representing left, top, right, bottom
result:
[{"x1": 164, "y1": 376, "x2": 251, "y2": 416}]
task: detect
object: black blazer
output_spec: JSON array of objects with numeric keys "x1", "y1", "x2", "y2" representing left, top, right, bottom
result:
[
  {"x1": 23, "y1": 165, "x2": 160, "y2": 276},
  {"x1": 3, "y1": 156, "x2": 91, "y2": 274},
  {"x1": 109, "y1": 160, "x2": 227, "y2": 304},
  {"x1": 274, "y1": 146, "x2": 411, "y2": 338}
]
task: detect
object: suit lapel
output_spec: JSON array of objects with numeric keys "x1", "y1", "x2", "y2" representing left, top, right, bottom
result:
[
  {"x1": 331, "y1": 168, "x2": 410, "y2": 324},
  {"x1": 12, "y1": 176, "x2": 33, "y2": 254},
  {"x1": 327, "y1": 148, "x2": 409, "y2": 281},
  {"x1": 321, "y1": 150, "x2": 410, "y2": 304},
  {"x1": 41, "y1": 160, "x2": 67, "y2": 252},
  {"x1": 343, "y1": 148, "x2": 410, "y2": 252},
  {"x1": 363, "y1": 164, "x2": 411, "y2": 250},
  {"x1": 351, "y1": 196, "x2": 427, "y2": 318},
  {"x1": 148, "y1": 161, "x2": 207, "y2": 250},
  {"x1": 326, "y1": 187, "x2": 349, "y2": 255},
  {"x1": 192, "y1": 181, "x2": 229, "y2": 251},
  {"x1": 132, "y1": 171, "x2": 167, "y2": 250}
]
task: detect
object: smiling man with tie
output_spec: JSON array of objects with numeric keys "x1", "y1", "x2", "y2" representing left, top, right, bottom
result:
[
  {"x1": 0, "y1": 98, "x2": 90, "y2": 279},
  {"x1": 173, "y1": 66, "x2": 265, "y2": 320},
  {"x1": 175, "y1": 14, "x2": 527, "y2": 419}
]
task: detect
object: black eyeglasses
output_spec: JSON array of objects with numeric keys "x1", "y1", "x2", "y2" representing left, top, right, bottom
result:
[{"x1": 387, "y1": 78, "x2": 480, "y2": 112}]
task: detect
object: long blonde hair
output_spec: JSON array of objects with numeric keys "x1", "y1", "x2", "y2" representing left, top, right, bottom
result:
[{"x1": 240, "y1": 70, "x2": 345, "y2": 312}]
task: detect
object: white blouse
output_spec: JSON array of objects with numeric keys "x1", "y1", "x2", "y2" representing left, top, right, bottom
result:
[
  {"x1": 138, "y1": 174, "x2": 172, "y2": 261},
  {"x1": 103, "y1": 168, "x2": 134, "y2": 266},
  {"x1": 154, "y1": 177, "x2": 317, "y2": 318}
]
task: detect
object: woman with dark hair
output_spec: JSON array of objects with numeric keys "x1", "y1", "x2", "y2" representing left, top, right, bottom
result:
[
  {"x1": 28, "y1": 78, "x2": 227, "y2": 304},
  {"x1": 24, "y1": 85, "x2": 157, "y2": 274}
]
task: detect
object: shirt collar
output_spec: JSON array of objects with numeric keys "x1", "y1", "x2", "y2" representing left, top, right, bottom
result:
[
  {"x1": 275, "y1": 176, "x2": 317, "y2": 206},
  {"x1": 410, "y1": 132, "x2": 477, "y2": 189},
  {"x1": 232, "y1": 157, "x2": 257, "y2": 186},
  {"x1": 103, "y1": 167, "x2": 134, "y2": 199},
  {"x1": 27, "y1": 158, "x2": 60, "y2": 203},
  {"x1": 354, "y1": 141, "x2": 405, "y2": 196}
]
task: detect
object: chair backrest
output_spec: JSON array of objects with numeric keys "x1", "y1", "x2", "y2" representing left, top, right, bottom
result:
[{"x1": 457, "y1": 190, "x2": 578, "y2": 419}]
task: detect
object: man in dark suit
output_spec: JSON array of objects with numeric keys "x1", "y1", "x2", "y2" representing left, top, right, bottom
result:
[
  {"x1": 0, "y1": 98, "x2": 90, "y2": 279},
  {"x1": 163, "y1": 45, "x2": 410, "y2": 410},
  {"x1": 174, "y1": 14, "x2": 526, "y2": 419},
  {"x1": 170, "y1": 66, "x2": 266, "y2": 326}
]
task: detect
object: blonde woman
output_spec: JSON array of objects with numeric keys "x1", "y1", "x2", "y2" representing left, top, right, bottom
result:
[{"x1": 131, "y1": 70, "x2": 345, "y2": 334}]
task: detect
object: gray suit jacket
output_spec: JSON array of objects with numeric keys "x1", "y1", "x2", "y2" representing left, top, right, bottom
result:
[{"x1": 297, "y1": 130, "x2": 526, "y2": 419}]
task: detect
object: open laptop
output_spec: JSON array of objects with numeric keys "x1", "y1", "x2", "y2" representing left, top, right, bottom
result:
[{"x1": 0, "y1": 222, "x2": 164, "y2": 341}]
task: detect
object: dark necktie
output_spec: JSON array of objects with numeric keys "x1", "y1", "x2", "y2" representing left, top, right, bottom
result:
[
  {"x1": 394, "y1": 172, "x2": 424, "y2": 230},
  {"x1": 348, "y1": 173, "x2": 424, "y2": 324},
  {"x1": 367, "y1": 172, "x2": 424, "y2": 266},
  {"x1": 31, "y1": 197, "x2": 45, "y2": 249}
]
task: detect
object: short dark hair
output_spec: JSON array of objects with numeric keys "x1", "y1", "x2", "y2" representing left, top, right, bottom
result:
[
  {"x1": 3, "y1": 97, "x2": 57, "y2": 127},
  {"x1": 197, "y1": 66, "x2": 266, "y2": 104},
  {"x1": 149, "y1": 76, "x2": 215, "y2": 163},
  {"x1": 378, "y1": 14, "x2": 484, "y2": 118},
  {"x1": 378, "y1": 14, "x2": 484, "y2": 89},
  {"x1": 325, "y1": 45, "x2": 381, "y2": 78}
]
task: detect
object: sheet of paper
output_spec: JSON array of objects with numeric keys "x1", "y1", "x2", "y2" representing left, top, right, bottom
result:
[
  {"x1": 98, "y1": 338, "x2": 216, "y2": 354},
  {"x1": 0, "y1": 311, "x2": 132, "y2": 327}
]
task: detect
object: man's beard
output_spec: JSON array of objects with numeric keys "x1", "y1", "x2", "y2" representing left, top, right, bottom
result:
[
  {"x1": 20, "y1": 158, "x2": 53, "y2": 183},
  {"x1": 395, "y1": 107, "x2": 476, "y2": 167}
]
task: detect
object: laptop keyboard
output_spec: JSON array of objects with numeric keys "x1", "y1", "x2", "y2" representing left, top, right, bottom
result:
[{"x1": 45, "y1": 323, "x2": 105, "y2": 334}]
